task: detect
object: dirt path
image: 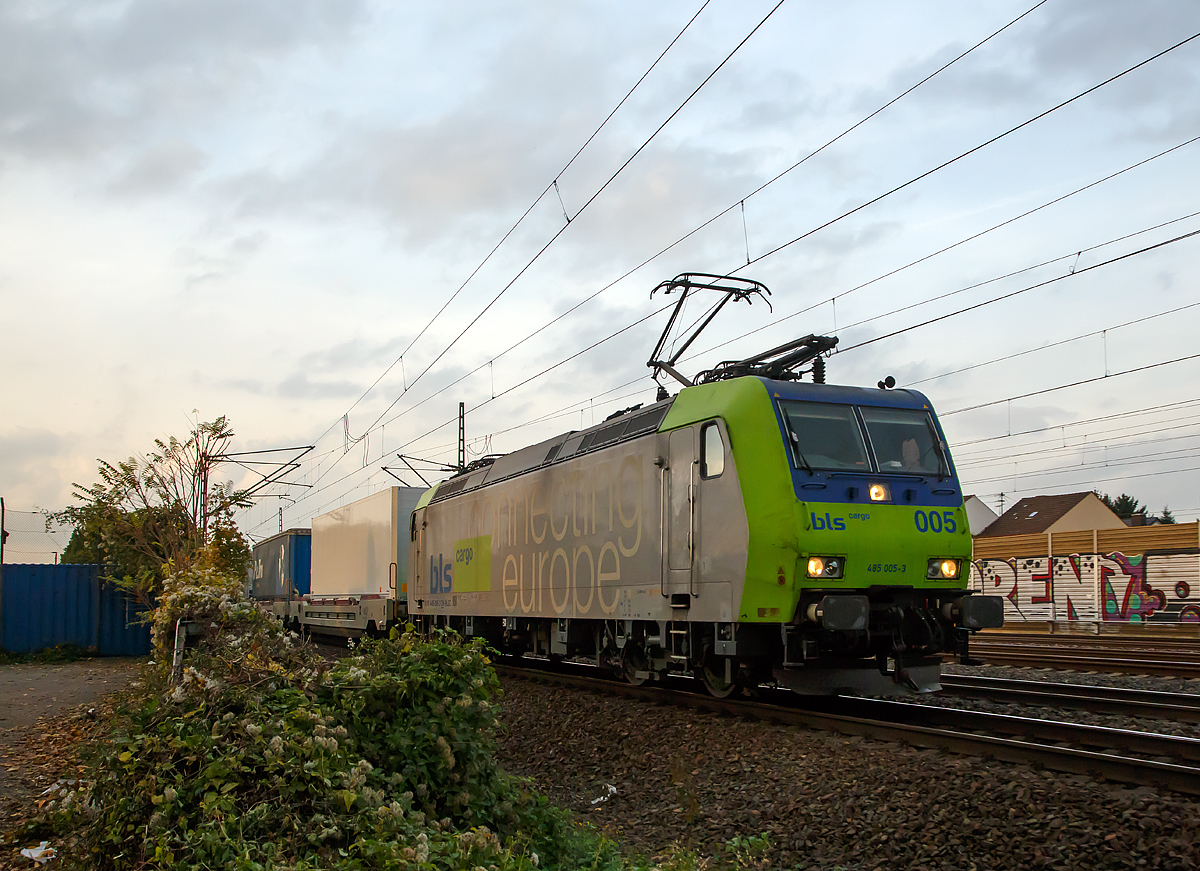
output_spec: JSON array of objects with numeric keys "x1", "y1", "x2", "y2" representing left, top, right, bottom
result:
[{"x1": 0, "y1": 659, "x2": 141, "y2": 828}]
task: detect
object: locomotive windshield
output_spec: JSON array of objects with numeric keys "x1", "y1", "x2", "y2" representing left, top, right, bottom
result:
[
  {"x1": 778, "y1": 400, "x2": 950, "y2": 476},
  {"x1": 860, "y1": 407, "x2": 948, "y2": 476},
  {"x1": 778, "y1": 401, "x2": 870, "y2": 471}
]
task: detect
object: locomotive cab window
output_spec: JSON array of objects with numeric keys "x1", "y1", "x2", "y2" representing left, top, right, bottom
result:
[
  {"x1": 860, "y1": 407, "x2": 947, "y2": 475},
  {"x1": 701, "y1": 422, "x2": 725, "y2": 478},
  {"x1": 777, "y1": 401, "x2": 870, "y2": 471}
]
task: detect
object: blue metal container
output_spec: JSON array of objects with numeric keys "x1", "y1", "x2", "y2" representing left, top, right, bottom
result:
[
  {"x1": 0, "y1": 563, "x2": 151, "y2": 655},
  {"x1": 250, "y1": 529, "x2": 312, "y2": 600}
]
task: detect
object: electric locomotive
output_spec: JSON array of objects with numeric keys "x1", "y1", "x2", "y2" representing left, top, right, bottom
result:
[{"x1": 406, "y1": 275, "x2": 1002, "y2": 696}]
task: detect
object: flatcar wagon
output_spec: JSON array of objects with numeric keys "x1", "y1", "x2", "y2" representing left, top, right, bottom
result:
[{"x1": 407, "y1": 367, "x2": 1002, "y2": 696}]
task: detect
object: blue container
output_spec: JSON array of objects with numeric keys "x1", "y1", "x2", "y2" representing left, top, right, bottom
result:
[
  {"x1": 250, "y1": 529, "x2": 312, "y2": 600},
  {"x1": 0, "y1": 563, "x2": 151, "y2": 655}
]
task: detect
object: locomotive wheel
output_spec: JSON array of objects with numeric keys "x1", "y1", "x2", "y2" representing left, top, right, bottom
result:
[
  {"x1": 697, "y1": 658, "x2": 741, "y2": 698},
  {"x1": 696, "y1": 641, "x2": 741, "y2": 698},
  {"x1": 622, "y1": 645, "x2": 649, "y2": 686}
]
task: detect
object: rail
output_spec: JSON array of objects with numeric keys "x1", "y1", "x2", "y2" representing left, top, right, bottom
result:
[{"x1": 495, "y1": 662, "x2": 1200, "y2": 796}]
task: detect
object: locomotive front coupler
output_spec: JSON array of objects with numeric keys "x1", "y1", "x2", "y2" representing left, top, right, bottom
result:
[{"x1": 876, "y1": 649, "x2": 922, "y2": 693}]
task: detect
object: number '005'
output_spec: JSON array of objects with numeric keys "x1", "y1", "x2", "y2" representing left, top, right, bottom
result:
[{"x1": 914, "y1": 510, "x2": 956, "y2": 533}]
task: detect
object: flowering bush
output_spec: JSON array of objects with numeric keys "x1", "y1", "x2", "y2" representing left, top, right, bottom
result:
[{"x1": 25, "y1": 568, "x2": 611, "y2": 870}]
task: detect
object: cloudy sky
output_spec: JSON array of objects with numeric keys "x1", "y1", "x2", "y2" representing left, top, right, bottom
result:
[{"x1": 3, "y1": 0, "x2": 1199, "y2": 542}]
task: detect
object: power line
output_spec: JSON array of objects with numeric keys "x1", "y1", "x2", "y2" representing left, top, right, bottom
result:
[
  {"x1": 735, "y1": 28, "x2": 1200, "y2": 273},
  {"x1": 267, "y1": 14, "x2": 1200, "y2": 529},
  {"x1": 954, "y1": 397, "x2": 1200, "y2": 448},
  {"x1": 307, "y1": 0, "x2": 715, "y2": 449},
  {"x1": 274, "y1": 218, "x2": 1200, "y2": 522},
  {"x1": 943, "y1": 348, "x2": 1200, "y2": 417},
  {"x1": 680, "y1": 155, "x2": 1200, "y2": 370},
  {"x1": 301, "y1": 1, "x2": 789, "y2": 494},
  {"x1": 963, "y1": 452, "x2": 1200, "y2": 488},
  {"x1": 488, "y1": 0, "x2": 1056, "y2": 388},
  {"x1": 838, "y1": 226, "x2": 1200, "y2": 357},
  {"x1": 380, "y1": 0, "x2": 790, "y2": 402},
  {"x1": 258, "y1": 2, "x2": 1048, "y2": 520},
  {"x1": 904, "y1": 297, "x2": 1200, "y2": 388},
  {"x1": 958, "y1": 429, "x2": 1200, "y2": 470},
  {"x1": 956, "y1": 416, "x2": 1200, "y2": 466}
]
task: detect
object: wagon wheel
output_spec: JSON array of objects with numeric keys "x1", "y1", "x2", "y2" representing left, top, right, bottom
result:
[{"x1": 696, "y1": 641, "x2": 741, "y2": 698}]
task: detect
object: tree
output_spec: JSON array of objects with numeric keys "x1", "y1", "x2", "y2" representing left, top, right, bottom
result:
[
  {"x1": 55, "y1": 417, "x2": 252, "y2": 610},
  {"x1": 1098, "y1": 492, "x2": 1144, "y2": 519},
  {"x1": 1097, "y1": 492, "x2": 1178, "y2": 524}
]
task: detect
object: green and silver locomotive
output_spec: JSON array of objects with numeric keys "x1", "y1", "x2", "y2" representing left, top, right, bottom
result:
[{"x1": 407, "y1": 276, "x2": 1002, "y2": 696}]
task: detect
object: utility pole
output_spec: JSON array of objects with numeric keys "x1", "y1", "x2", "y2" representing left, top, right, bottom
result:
[{"x1": 458, "y1": 402, "x2": 466, "y2": 473}]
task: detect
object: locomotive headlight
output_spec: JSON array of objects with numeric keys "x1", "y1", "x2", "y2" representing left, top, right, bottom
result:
[
  {"x1": 926, "y1": 558, "x2": 961, "y2": 580},
  {"x1": 807, "y1": 556, "x2": 844, "y2": 578},
  {"x1": 869, "y1": 483, "x2": 891, "y2": 502}
]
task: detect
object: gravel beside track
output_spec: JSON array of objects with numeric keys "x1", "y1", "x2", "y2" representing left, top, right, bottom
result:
[{"x1": 496, "y1": 674, "x2": 1200, "y2": 870}]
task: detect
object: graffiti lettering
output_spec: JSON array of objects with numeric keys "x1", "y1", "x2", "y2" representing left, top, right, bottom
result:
[{"x1": 969, "y1": 551, "x2": 1194, "y2": 623}]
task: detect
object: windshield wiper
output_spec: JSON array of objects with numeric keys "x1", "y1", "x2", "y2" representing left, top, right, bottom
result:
[
  {"x1": 917, "y1": 440, "x2": 950, "y2": 481},
  {"x1": 783, "y1": 418, "x2": 814, "y2": 476},
  {"x1": 933, "y1": 439, "x2": 950, "y2": 481}
]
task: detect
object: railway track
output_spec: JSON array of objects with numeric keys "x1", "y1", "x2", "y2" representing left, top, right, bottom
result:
[
  {"x1": 970, "y1": 631, "x2": 1200, "y2": 678},
  {"x1": 939, "y1": 674, "x2": 1200, "y2": 723},
  {"x1": 496, "y1": 662, "x2": 1200, "y2": 796}
]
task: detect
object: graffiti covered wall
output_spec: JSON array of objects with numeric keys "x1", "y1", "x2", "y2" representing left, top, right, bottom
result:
[{"x1": 970, "y1": 551, "x2": 1200, "y2": 623}]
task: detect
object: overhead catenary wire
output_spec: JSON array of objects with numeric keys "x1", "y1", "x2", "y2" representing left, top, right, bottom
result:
[
  {"x1": 248, "y1": 211, "x2": 1200, "y2": 530},
  {"x1": 695, "y1": 138, "x2": 1200, "y2": 360},
  {"x1": 835, "y1": 227, "x2": 1200, "y2": 357},
  {"x1": 956, "y1": 418, "x2": 1200, "y2": 469},
  {"x1": 964, "y1": 452, "x2": 1200, "y2": 489},
  {"x1": 941, "y1": 349, "x2": 1200, "y2": 418},
  {"x1": 260, "y1": 14, "x2": 1200, "y2": 530},
  {"x1": 358, "y1": 0, "x2": 790, "y2": 433},
  {"x1": 732, "y1": 28, "x2": 1200, "y2": 275},
  {"x1": 296, "y1": 215, "x2": 1200, "y2": 517},
  {"x1": 904, "y1": 299, "x2": 1200, "y2": 388},
  {"x1": 254, "y1": 1, "x2": 1054, "y2": 520},
  {"x1": 954, "y1": 397, "x2": 1200, "y2": 448},
  {"x1": 288, "y1": 1, "x2": 789, "y2": 503},
  {"x1": 260, "y1": 207, "x2": 1200, "y2": 524},
  {"x1": 304, "y1": 0, "x2": 715, "y2": 451},
  {"x1": 413, "y1": 0, "x2": 1056, "y2": 405}
]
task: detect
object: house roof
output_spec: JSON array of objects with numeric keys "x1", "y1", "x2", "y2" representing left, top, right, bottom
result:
[{"x1": 975, "y1": 492, "x2": 1096, "y2": 538}]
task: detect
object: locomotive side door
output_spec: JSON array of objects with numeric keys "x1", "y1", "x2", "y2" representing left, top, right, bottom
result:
[{"x1": 663, "y1": 427, "x2": 696, "y2": 598}]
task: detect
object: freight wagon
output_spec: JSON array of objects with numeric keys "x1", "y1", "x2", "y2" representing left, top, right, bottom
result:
[{"x1": 270, "y1": 487, "x2": 423, "y2": 637}]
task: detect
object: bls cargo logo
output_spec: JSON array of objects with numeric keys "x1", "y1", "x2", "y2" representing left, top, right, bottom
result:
[
  {"x1": 430, "y1": 553, "x2": 454, "y2": 593},
  {"x1": 430, "y1": 536, "x2": 491, "y2": 594},
  {"x1": 811, "y1": 512, "x2": 846, "y2": 531}
]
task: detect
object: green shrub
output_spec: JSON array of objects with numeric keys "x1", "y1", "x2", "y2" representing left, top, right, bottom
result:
[
  {"x1": 24, "y1": 566, "x2": 603, "y2": 870},
  {"x1": 21, "y1": 564, "x2": 772, "y2": 870}
]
